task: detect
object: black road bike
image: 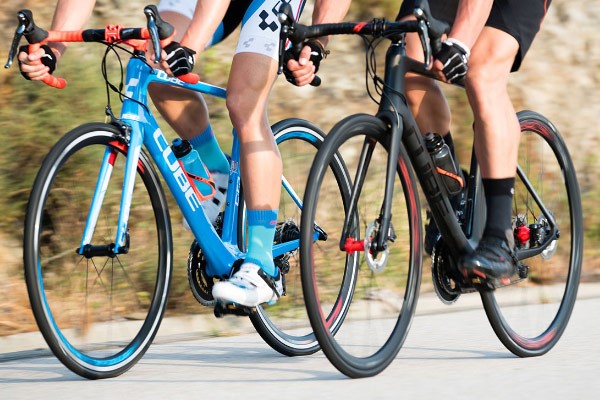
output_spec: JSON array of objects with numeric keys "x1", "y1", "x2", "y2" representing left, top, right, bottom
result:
[{"x1": 278, "y1": 0, "x2": 583, "y2": 378}]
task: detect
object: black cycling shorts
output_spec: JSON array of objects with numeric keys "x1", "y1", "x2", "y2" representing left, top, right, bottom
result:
[{"x1": 397, "y1": 0, "x2": 552, "y2": 71}]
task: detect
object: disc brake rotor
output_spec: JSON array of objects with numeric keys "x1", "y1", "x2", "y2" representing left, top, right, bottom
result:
[
  {"x1": 538, "y1": 214, "x2": 558, "y2": 259},
  {"x1": 364, "y1": 221, "x2": 389, "y2": 273}
]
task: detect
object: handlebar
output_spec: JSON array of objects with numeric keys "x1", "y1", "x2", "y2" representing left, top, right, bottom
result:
[
  {"x1": 277, "y1": 0, "x2": 450, "y2": 78},
  {"x1": 4, "y1": 5, "x2": 199, "y2": 89}
]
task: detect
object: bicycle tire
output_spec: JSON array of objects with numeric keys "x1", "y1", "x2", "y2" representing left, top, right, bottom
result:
[
  {"x1": 300, "y1": 114, "x2": 422, "y2": 378},
  {"x1": 240, "y1": 118, "x2": 353, "y2": 356},
  {"x1": 480, "y1": 110, "x2": 583, "y2": 357},
  {"x1": 23, "y1": 123, "x2": 172, "y2": 379}
]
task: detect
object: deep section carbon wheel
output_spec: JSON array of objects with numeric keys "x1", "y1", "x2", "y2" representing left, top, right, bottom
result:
[
  {"x1": 480, "y1": 110, "x2": 582, "y2": 357},
  {"x1": 300, "y1": 114, "x2": 422, "y2": 377}
]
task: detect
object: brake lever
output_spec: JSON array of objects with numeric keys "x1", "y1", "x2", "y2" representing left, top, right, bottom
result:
[
  {"x1": 6, "y1": 9, "x2": 48, "y2": 69},
  {"x1": 416, "y1": 18, "x2": 431, "y2": 69},
  {"x1": 5, "y1": 18, "x2": 26, "y2": 68},
  {"x1": 144, "y1": 7, "x2": 162, "y2": 62},
  {"x1": 278, "y1": 24, "x2": 289, "y2": 75},
  {"x1": 277, "y1": 3, "x2": 295, "y2": 75}
]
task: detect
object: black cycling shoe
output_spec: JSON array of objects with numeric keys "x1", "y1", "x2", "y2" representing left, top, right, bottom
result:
[{"x1": 459, "y1": 236, "x2": 518, "y2": 290}]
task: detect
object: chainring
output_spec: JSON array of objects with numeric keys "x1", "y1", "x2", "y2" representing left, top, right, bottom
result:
[
  {"x1": 431, "y1": 240, "x2": 462, "y2": 304},
  {"x1": 187, "y1": 240, "x2": 216, "y2": 307}
]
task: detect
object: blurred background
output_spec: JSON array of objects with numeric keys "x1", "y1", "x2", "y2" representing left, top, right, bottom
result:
[{"x1": 1, "y1": 0, "x2": 599, "y2": 337}]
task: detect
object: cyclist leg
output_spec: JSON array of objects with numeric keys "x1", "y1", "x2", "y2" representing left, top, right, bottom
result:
[
  {"x1": 467, "y1": 28, "x2": 520, "y2": 181},
  {"x1": 460, "y1": 0, "x2": 551, "y2": 287},
  {"x1": 211, "y1": 52, "x2": 285, "y2": 307},
  {"x1": 458, "y1": 27, "x2": 521, "y2": 286},
  {"x1": 212, "y1": 0, "x2": 307, "y2": 307}
]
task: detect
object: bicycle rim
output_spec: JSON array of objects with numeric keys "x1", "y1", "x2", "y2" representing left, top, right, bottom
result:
[
  {"x1": 244, "y1": 119, "x2": 351, "y2": 356},
  {"x1": 480, "y1": 110, "x2": 583, "y2": 356},
  {"x1": 301, "y1": 114, "x2": 422, "y2": 378},
  {"x1": 23, "y1": 123, "x2": 172, "y2": 379}
]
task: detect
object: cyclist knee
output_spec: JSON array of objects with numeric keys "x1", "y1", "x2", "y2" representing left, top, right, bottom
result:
[
  {"x1": 464, "y1": 66, "x2": 510, "y2": 112},
  {"x1": 226, "y1": 89, "x2": 266, "y2": 129}
]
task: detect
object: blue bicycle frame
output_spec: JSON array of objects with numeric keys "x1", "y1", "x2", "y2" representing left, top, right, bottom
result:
[{"x1": 77, "y1": 55, "x2": 302, "y2": 278}]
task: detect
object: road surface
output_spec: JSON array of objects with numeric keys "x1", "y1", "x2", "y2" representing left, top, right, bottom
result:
[{"x1": 2, "y1": 291, "x2": 599, "y2": 400}]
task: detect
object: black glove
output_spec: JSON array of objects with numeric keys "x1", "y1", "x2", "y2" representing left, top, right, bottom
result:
[
  {"x1": 18, "y1": 44, "x2": 57, "y2": 80},
  {"x1": 282, "y1": 40, "x2": 328, "y2": 86},
  {"x1": 435, "y1": 38, "x2": 470, "y2": 84},
  {"x1": 164, "y1": 41, "x2": 196, "y2": 77}
]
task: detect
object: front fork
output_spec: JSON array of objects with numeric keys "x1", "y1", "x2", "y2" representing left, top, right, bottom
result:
[
  {"x1": 77, "y1": 122, "x2": 141, "y2": 257},
  {"x1": 341, "y1": 121, "x2": 402, "y2": 255}
]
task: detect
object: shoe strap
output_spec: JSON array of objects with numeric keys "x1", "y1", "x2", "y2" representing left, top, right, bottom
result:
[{"x1": 257, "y1": 268, "x2": 282, "y2": 299}]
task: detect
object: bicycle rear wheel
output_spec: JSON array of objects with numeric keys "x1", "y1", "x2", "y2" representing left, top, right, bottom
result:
[
  {"x1": 480, "y1": 110, "x2": 582, "y2": 357},
  {"x1": 23, "y1": 123, "x2": 172, "y2": 379},
  {"x1": 300, "y1": 114, "x2": 422, "y2": 377},
  {"x1": 243, "y1": 119, "x2": 352, "y2": 356}
]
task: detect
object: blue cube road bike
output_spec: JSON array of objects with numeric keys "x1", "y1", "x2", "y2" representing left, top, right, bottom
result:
[
  {"x1": 7, "y1": 6, "x2": 354, "y2": 379},
  {"x1": 279, "y1": 0, "x2": 583, "y2": 378}
]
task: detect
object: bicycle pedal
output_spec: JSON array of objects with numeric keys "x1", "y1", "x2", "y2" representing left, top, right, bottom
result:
[
  {"x1": 213, "y1": 301, "x2": 256, "y2": 318},
  {"x1": 469, "y1": 276, "x2": 495, "y2": 291}
]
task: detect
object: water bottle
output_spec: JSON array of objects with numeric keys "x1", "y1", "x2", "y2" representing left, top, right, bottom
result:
[
  {"x1": 171, "y1": 138, "x2": 214, "y2": 197},
  {"x1": 424, "y1": 132, "x2": 463, "y2": 195}
]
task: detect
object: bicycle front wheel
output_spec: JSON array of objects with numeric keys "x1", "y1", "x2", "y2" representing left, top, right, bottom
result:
[
  {"x1": 243, "y1": 118, "x2": 352, "y2": 356},
  {"x1": 480, "y1": 110, "x2": 583, "y2": 357},
  {"x1": 23, "y1": 123, "x2": 172, "y2": 379},
  {"x1": 301, "y1": 114, "x2": 422, "y2": 378}
]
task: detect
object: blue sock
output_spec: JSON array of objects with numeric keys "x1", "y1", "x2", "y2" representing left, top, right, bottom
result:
[
  {"x1": 188, "y1": 125, "x2": 230, "y2": 174},
  {"x1": 245, "y1": 209, "x2": 278, "y2": 277}
]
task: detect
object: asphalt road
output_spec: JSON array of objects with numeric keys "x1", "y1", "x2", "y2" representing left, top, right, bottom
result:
[{"x1": 2, "y1": 294, "x2": 599, "y2": 400}]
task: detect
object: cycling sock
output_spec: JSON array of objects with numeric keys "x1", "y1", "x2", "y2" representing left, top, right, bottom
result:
[
  {"x1": 189, "y1": 125, "x2": 230, "y2": 174},
  {"x1": 245, "y1": 209, "x2": 278, "y2": 277},
  {"x1": 482, "y1": 177, "x2": 515, "y2": 244}
]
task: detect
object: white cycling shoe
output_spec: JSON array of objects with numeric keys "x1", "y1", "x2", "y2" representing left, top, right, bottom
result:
[
  {"x1": 212, "y1": 263, "x2": 283, "y2": 307},
  {"x1": 184, "y1": 171, "x2": 228, "y2": 229}
]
